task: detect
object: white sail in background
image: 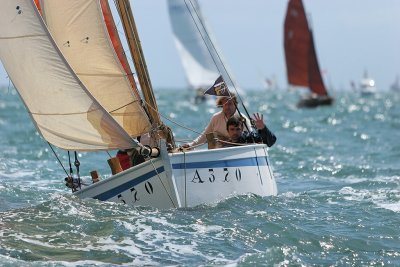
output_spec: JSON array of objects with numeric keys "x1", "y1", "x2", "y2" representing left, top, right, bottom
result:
[
  {"x1": 40, "y1": 0, "x2": 152, "y2": 136},
  {"x1": 0, "y1": 0, "x2": 136, "y2": 151},
  {"x1": 167, "y1": 0, "x2": 242, "y2": 93}
]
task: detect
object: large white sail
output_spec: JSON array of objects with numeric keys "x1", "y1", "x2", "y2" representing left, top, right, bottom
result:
[
  {"x1": 0, "y1": 0, "x2": 136, "y2": 151},
  {"x1": 167, "y1": 0, "x2": 242, "y2": 93},
  {"x1": 40, "y1": 0, "x2": 152, "y2": 137}
]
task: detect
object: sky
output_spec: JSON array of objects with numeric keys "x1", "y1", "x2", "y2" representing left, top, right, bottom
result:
[{"x1": 1, "y1": 0, "x2": 400, "y2": 91}]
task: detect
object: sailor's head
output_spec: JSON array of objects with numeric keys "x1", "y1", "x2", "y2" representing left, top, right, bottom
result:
[
  {"x1": 216, "y1": 92, "x2": 237, "y2": 107},
  {"x1": 226, "y1": 116, "x2": 243, "y2": 142},
  {"x1": 217, "y1": 93, "x2": 237, "y2": 117}
]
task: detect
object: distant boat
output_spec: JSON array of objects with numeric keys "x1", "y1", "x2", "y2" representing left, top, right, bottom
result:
[
  {"x1": 284, "y1": 0, "x2": 334, "y2": 108},
  {"x1": 359, "y1": 70, "x2": 377, "y2": 95},
  {"x1": 263, "y1": 75, "x2": 279, "y2": 91},
  {"x1": 390, "y1": 75, "x2": 400, "y2": 92},
  {"x1": 167, "y1": 0, "x2": 243, "y2": 103}
]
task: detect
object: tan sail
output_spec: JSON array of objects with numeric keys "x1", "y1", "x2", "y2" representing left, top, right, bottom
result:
[
  {"x1": 40, "y1": 0, "x2": 152, "y2": 137},
  {"x1": 0, "y1": 0, "x2": 137, "y2": 151}
]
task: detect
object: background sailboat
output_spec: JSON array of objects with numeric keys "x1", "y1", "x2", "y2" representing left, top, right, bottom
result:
[
  {"x1": 284, "y1": 0, "x2": 334, "y2": 108},
  {"x1": 359, "y1": 69, "x2": 377, "y2": 95},
  {"x1": 167, "y1": 0, "x2": 244, "y2": 103},
  {"x1": 390, "y1": 75, "x2": 400, "y2": 92}
]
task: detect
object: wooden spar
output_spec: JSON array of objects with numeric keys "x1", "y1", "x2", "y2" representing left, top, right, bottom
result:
[
  {"x1": 114, "y1": 0, "x2": 161, "y2": 126},
  {"x1": 114, "y1": 0, "x2": 176, "y2": 148}
]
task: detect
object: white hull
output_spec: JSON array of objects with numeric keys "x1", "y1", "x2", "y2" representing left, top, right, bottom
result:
[
  {"x1": 75, "y1": 144, "x2": 277, "y2": 208},
  {"x1": 360, "y1": 77, "x2": 377, "y2": 95},
  {"x1": 360, "y1": 86, "x2": 377, "y2": 96}
]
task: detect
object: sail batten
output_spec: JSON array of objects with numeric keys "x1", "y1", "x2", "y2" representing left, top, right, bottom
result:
[{"x1": 0, "y1": 0, "x2": 137, "y2": 151}]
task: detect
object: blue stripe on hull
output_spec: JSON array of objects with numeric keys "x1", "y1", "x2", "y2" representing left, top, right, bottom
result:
[
  {"x1": 172, "y1": 156, "x2": 269, "y2": 169},
  {"x1": 94, "y1": 166, "x2": 165, "y2": 201}
]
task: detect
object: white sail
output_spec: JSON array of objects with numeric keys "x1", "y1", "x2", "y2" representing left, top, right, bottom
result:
[
  {"x1": 40, "y1": 0, "x2": 152, "y2": 137},
  {"x1": 167, "y1": 0, "x2": 242, "y2": 93},
  {"x1": 0, "y1": 0, "x2": 136, "y2": 151}
]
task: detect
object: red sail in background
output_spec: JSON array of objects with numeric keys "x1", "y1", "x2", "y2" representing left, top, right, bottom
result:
[
  {"x1": 100, "y1": 0, "x2": 140, "y2": 99},
  {"x1": 284, "y1": 0, "x2": 328, "y2": 96},
  {"x1": 284, "y1": 0, "x2": 309, "y2": 87},
  {"x1": 308, "y1": 30, "x2": 328, "y2": 96}
]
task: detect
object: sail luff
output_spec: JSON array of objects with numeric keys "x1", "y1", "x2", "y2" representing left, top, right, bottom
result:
[
  {"x1": 115, "y1": 0, "x2": 161, "y2": 126},
  {"x1": 0, "y1": 0, "x2": 136, "y2": 151},
  {"x1": 307, "y1": 30, "x2": 328, "y2": 96},
  {"x1": 284, "y1": 0, "x2": 310, "y2": 87}
]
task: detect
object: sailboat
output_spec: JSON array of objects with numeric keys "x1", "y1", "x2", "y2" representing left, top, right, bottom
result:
[
  {"x1": 167, "y1": 0, "x2": 243, "y2": 103},
  {"x1": 390, "y1": 75, "x2": 400, "y2": 92},
  {"x1": 359, "y1": 70, "x2": 377, "y2": 95},
  {"x1": 0, "y1": 0, "x2": 277, "y2": 209},
  {"x1": 284, "y1": 0, "x2": 334, "y2": 108}
]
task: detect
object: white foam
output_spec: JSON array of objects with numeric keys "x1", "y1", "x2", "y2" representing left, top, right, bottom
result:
[
  {"x1": 339, "y1": 184, "x2": 400, "y2": 213},
  {"x1": 377, "y1": 203, "x2": 400, "y2": 213}
]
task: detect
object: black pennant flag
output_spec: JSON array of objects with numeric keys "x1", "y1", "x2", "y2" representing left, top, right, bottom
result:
[{"x1": 204, "y1": 75, "x2": 230, "y2": 96}]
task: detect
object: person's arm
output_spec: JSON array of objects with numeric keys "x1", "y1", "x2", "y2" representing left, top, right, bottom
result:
[
  {"x1": 258, "y1": 126, "x2": 276, "y2": 147},
  {"x1": 252, "y1": 112, "x2": 276, "y2": 147},
  {"x1": 182, "y1": 114, "x2": 217, "y2": 147},
  {"x1": 189, "y1": 126, "x2": 209, "y2": 146}
]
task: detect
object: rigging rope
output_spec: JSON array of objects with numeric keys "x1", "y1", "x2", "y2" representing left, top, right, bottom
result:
[
  {"x1": 183, "y1": 0, "x2": 252, "y2": 120},
  {"x1": 144, "y1": 101, "x2": 202, "y2": 135},
  {"x1": 67, "y1": 151, "x2": 73, "y2": 177},
  {"x1": 74, "y1": 151, "x2": 82, "y2": 189},
  {"x1": 46, "y1": 142, "x2": 69, "y2": 177},
  {"x1": 148, "y1": 157, "x2": 177, "y2": 208}
]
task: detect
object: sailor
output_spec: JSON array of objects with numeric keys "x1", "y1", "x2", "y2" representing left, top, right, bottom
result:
[
  {"x1": 181, "y1": 93, "x2": 252, "y2": 148},
  {"x1": 223, "y1": 113, "x2": 276, "y2": 147}
]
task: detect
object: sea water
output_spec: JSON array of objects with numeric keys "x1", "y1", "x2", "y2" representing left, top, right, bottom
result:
[{"x1": 0, "y1": 86, "x2": 399, "y2": 266}]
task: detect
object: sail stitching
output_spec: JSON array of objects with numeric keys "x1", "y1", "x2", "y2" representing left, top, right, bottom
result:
[
  {"x1": 0, "y1": 34, "x2": 47, "y2": 39},
  {"x1": 75, "y1": 72, "x2": 134, "y2": 78},
  {"x1": 29, "y1": 108, "x2": 101, "y2": 116},
  {"x1": 109, "y1": 100, "x2": 140, "y2": 113}
]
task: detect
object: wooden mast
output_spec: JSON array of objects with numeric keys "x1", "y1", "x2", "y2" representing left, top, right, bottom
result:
[
  {"x1": 115, "y1": 0, "x2": 161, "y2": 126},
  {"x1": 114, "y1": 0, "x2": 175, "y2": 147}
]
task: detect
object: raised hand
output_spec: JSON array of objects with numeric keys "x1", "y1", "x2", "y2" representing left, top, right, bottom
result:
[{"x1": 252, "y1": 112, "x2": 265, "y2": 129}]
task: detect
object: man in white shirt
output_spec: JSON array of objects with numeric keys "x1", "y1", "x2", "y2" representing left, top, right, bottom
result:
[{"x1": 181, "y1": 93, "x2": 252, "y2": 148}]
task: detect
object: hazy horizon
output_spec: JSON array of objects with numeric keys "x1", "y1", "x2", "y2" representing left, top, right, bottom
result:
[{"x1": 1, "y1": 0, "x2": 399, "y2": 91}]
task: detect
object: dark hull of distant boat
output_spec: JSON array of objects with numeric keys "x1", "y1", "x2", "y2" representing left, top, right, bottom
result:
[{"x1": 297, "y1": 95, "x2": 334, "y2": 108}]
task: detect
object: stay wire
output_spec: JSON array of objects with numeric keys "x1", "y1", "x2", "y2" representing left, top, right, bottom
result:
[
  {"x1": 46, "y1": 142, "x2": 69, "y2": 177},
  {"x1": 144, "y1": 100, "x2": 203, "y2": 135},
  {"x1": 184, "y1": 0, "x2": 252, "y2": 120},
  {"x1": 74, "y1": 151, "x2": 82, "y2": 189},
  {"x1": 148, "y1": 157, "x2": 177, "y2": 208},
  {"x1": 67, "y1": 151, "x2": 73, "y2": 176}
]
